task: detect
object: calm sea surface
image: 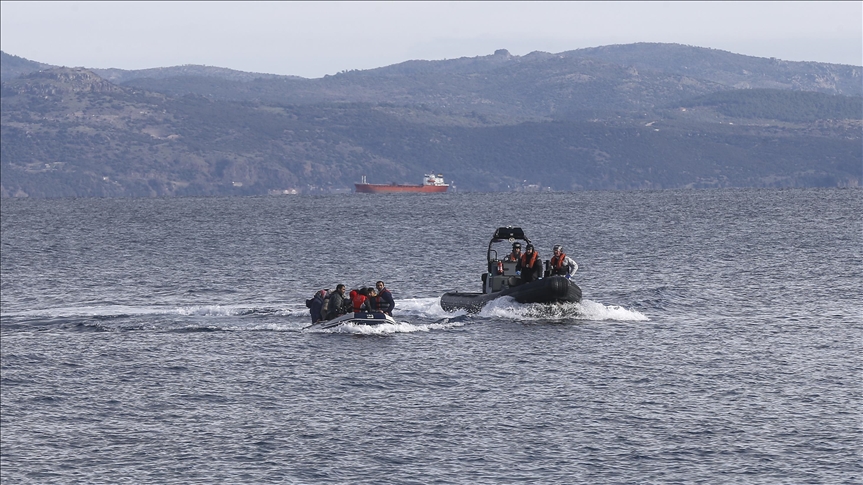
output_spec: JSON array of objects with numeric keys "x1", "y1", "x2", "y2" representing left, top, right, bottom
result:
[{"x1": 1, "y1": 189, "x2": 861, "y2": 484}]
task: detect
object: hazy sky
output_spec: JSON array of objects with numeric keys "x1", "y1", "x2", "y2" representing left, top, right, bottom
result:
[{"x1": 1, "y1": 1, "x2": 860, "y2": 78}]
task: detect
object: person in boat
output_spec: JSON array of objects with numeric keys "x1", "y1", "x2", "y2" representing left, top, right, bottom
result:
[
  {"x1": 517, "y1": 244, "x2": 543, "y2": 283},
  {"x1": 351, "y1": 287, "x2": 373, "y2": 312},
  {"x1": 548, "y1": 245, "x2": 578, "y2": 279},
  {"x1": 367, "y1": 288, "x2": 379, "y2": 311},
  {"x1": 326, "y1": 284, "x2": 348, "y2": 320},
  {"x1": 375, "y1": 281, "x2": 395, "y2": 316},
  {"x1": 503, "y1": 242, "x2": 522, "y2": 262},
  {"x1": 307, "y1": 288, "x2": 329, "y2": 323},
  {"x1": 320, "y1": 291, "x2": 330, "y2": 321},
  {"x1": 349, "y1": 288, "x2": 359, "y2": 307}
]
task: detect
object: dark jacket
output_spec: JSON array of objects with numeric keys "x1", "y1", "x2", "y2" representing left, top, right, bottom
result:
[
  {"x1": 377, "y1": 288, "x2": 395, "y2": 315},
  {"x1": 326, "y1": 291, "x2": 347, "y2": 320},
  {"x1": 517, "y1": 251, "x2": 542, "y2": 283},
  {"x1": 308, "y1": 290, "x2": 326, "y2": 323},
  {"x1": 368, "y1": 294, "x2": 380, "y2": 311}
]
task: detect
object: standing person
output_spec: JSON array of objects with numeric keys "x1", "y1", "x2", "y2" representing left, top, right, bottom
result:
[
  {"x1": 375, "y1": 281, "x2": 395, "y2": 316},
  {"x1": 307, "y1": 288, "x2": 328, "y2": 323},
  {"x1": 503, "y1": 242, "x2": 522, "y2": 262},
  {"x1": 326, "y1": 284, "x2": 348, "y2": 320},
  {"x1": 548, "y1": 245, "x2": 578, "y2": 279},
  {"x1": 517, "y1": 244, "x2": 542, "y2": 283}
]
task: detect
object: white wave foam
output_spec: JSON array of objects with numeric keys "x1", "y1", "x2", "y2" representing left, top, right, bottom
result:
[
  {"x1": 379, "y1": 296, "x2": 648, "y2": 323},
  {"x1": 392, "y1": 298, "x2": 472, "y2": 329},
  {"x1": 577, "y1": 299, "x2": 649, "y2": 321},
  {"x1": 298, "y1": 297, "x2": 469, "y2": 334},
  {"x1": 307, "y1": 321, "x2": 430, "y2": 335},
  {"x1": 479, "y1": 297, "x2": 648, "y2": 322},
  {"x1": 2, "y1": 296, "x2": 646, "y2": 332}
]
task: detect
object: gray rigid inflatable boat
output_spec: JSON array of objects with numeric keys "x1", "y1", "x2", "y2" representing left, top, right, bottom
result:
[{"x1": 440, "y1": 226, "x2": 582, "y2": 313}]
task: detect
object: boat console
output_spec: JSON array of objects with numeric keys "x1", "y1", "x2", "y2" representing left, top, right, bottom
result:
[{"x1": 483, "y1": 227, "x2": 531, "y2": 293}]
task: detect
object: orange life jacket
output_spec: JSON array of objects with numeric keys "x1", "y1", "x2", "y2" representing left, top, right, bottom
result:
[
  {"x1": 520, "y1": 251, "x2": 538, "y2": 268},
  {"x1": 550, "y1": 253, "x2": 567, "y2": 269},
  {"x1": 351, "y1": 294, "x2": 367, "y2": 312}
]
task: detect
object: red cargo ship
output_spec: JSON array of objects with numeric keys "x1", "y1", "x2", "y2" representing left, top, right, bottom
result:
[{"x1": 354, "y1": 174, "x2": 449, "y2": 193}]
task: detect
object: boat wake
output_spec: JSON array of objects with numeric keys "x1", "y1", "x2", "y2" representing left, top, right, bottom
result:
[
  {"x1": 368, "y1": 296, "x2": 647, "y2": 324},
  {"x1": 1, "y1": 303, "x2": 297, "y2": 332},
  {"x1": 4, "y1": 303, "x2": 292, "y2": 319},
  {"x1": 2, "y1": 295, "x2": 646, "y2": 334},
  {"x1": 1, "y1": 299, "x2": 467, "y2": 334},
  {"x1": 470, "y1": 296, "x2": 648, "y2": 322},
  {"x1": 306, "y1": 298, "x2": 469, "y2": 334}
]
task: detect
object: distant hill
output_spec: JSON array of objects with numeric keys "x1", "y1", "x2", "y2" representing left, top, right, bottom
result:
[
  {"x1": 566, "y1": 43, "x2": 862, "y2": 95},
  {"x1": 1, "y1": 44, "x2": 860, "y2": 198},
  {"x1": 0, "y1": 51, "x2": 54, "y2": 82},
  {"x1": 69, "y1": 44, "x2": 863, "y2": 124},
  {"x1": 91, "y1": 65, "x2": 292, "y2": 84},
  {"x1": 0, "y1": 50, "x2": 291, "y2": 84}
]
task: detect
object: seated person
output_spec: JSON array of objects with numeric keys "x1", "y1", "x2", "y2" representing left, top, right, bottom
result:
[
  {"x1": 548, "y1": 245, "x2": 578, "y2": 279},
  {"x1": 517, "y1": 244, "x2": 543, "y2": 282},
  {"x1": 351, "y1": 288, "x2": 371, "y2": 312},
  {"x1": 367, "y1": 288, "x2": 379, "y2": 311},
  {"x1": 503, "y1": 242, "x2": 522, "y2": 262},
  {"x1": 375, "y1": 281, "x2": 395, "y2": 316},
  {"x1": 326, "y1": 285, "x2": 348, "y2": 320}
]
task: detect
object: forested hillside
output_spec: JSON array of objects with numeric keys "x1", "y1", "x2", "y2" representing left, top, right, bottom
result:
[{"x1": 1, "y1": 44, "x2": 860, "y2": 198}]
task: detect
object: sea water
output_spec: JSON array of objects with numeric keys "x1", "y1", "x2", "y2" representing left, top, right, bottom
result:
[{"x1": 1, "y1": 189, "x2": 860, "y2": 484}]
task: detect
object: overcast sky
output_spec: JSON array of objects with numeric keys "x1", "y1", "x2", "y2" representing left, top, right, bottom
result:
[{"x1": 1, "y1": 1, "x2": 860, "y2": 78}]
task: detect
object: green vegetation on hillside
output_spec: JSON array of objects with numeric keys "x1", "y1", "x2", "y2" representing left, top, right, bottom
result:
[
  {"x1": 679, "y1": 89, "x2": 863, "y2": 122},
  {"x1": 2, "y1": 45, "x2": 862, "y2": 197}
]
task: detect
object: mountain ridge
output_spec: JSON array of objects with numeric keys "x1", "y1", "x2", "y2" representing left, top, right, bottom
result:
[{"x1": 1, "y1": 44, "x2": 860, "y2": 198}]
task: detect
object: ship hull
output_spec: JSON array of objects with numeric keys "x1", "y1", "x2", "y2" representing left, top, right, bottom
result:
[{"x1": 355, "y1": 183, "x2": 448, "y2": 193}]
